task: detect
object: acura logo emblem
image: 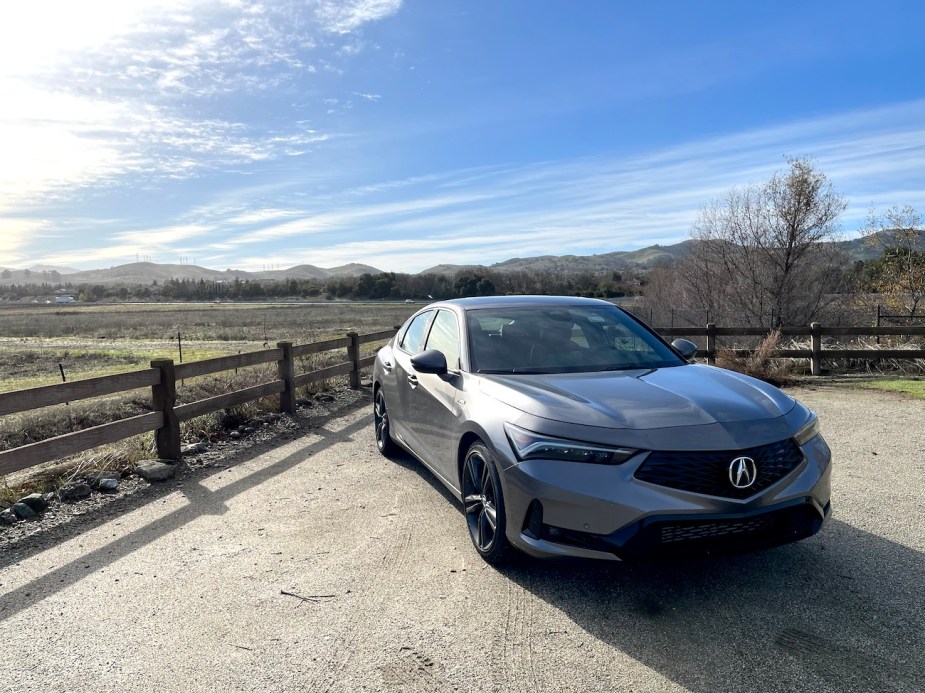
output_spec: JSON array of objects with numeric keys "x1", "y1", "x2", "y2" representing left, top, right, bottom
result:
[{"x1": 729, "y1": 456, "x2": 758, "y2": 489}]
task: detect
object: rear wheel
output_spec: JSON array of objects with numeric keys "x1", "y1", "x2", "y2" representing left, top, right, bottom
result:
[
  {"x1": 373, "y1": 390, "x2": 396, "y2": 456},
  {"x1": 462, "y1": 442, "x2": 510, "y2": 564}
]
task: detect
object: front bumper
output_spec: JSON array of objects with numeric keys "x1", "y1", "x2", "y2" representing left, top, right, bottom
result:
[{"x1": 500, "y1": 435, "x2": 833, "y2": 561}]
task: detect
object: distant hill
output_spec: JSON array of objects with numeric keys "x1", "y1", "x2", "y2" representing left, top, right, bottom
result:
[
  {"x1": 419, "y1": 232, "x2": 925, "y2": 276},
  {"x1": 28, "y1": 264, "x2": 80, "y2": 274},
  {"x1": 420, "y1": 241, "x2": 695, "y2": 275},
  {"x1": 3, "y1": 230, "x2": 921, "y2": 287},
  {"x1": 0, "y1": 261, "x2": 386, "y2": 286}
]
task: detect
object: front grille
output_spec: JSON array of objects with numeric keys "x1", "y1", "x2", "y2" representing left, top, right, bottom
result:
[
  {"x1": 660, "y1": 516, "x2": 774, "y2": 543},
  {"x1": 541, "y1": 501, "x2": 827, "y2": 560},
  {"x1": 634, "y1": 438, "x2": 804, "y2": 499}
]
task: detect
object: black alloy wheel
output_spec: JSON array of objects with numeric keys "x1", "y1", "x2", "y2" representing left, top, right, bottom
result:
[
  {"x1": 374, "y1": 390, "x2": 396, "y2": 456},
  {"x1": 462, "y1": 442, "x2": 510, "y2": 564}
]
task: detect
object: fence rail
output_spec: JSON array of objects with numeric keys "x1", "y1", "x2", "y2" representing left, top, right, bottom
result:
[
  {"x1": 2, "y1": 322, "x2": 924, "y2": 478},
  {"x1": 0, "y1": 328, "x2": 398, "y2": 477},
  {"x1": 659, "y1": 323, "x2": 925, "y2": 375}
]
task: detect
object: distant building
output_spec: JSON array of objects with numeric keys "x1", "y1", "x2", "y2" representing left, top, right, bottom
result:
[{"x1": 55, "y1": 295, "x2": 76, "y2": 304}]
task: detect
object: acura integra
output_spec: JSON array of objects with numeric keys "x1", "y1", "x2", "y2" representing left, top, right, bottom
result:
[{"x1": 372, "y1": 296, "x2": 831, "y2": 564}]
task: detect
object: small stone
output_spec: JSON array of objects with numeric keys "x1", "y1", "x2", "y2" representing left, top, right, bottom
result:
[
  {"x1": 360, "y1": 378, "x2": 373, "y2": 388},
  {"x1": 229, "y1": 431, "x2": 242, "y2": 440},
  {"x1": 41, "y1": 491, "x2": 56, "y2": 504},
  {"x1": 315, "y1": 393, "x2": 335, "y2": 403},
  {"x1": 85, "y1": 471, "x2": 121, "y2": 489},
  {"x1": 18, "y1": 493, "x2": 48, "y2": 512},
  {"x1": 182, "y1": 443, "x2": 208, "y2": 455},
  {"x1": 243, "y1": 427, "x2": 256, "y2": 435},
  {"x1": 60, "y1": 483, "x2": 92, "y2": 501},
  {"x1": 135, "y1": 460, "x2": 176, "y2": 482},
  {"x1": 297, "y1": 397, "x2": 313, "y2": 407},
  {"x1": 98, "y1": 478, "x2": 120, "y2": 492},
  {"x1": 1, "y1": 508, "x2": 17, "y2": 525},
  {"x1": 12, "y1": 502, "x2": 36, "y2": 520}
]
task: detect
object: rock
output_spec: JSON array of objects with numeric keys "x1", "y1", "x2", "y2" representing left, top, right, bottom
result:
[
  {"x1": 17, "y1": 493, "x2": 48, "y2": 512},
  {"x1": 42, "y1": 491, "x2": 56, "y2": 504},
  {"x1": 60, "y1": 483, "x2": 92, "y2": 501},
  {"x1": 229, "y1": 431, "x2": 242, "y2": 440},
  {"x1": 182, "y1": 442, "x2": 209, "y2": 455},
  {"x1": 315, "y1": 393, "x2": 335, "y2": 403},
  {"x1": 243, "y1": 427, "x2": 256, "y2": 435},
  {"x1": 98, "y1": 478, "x2": 120, "y2": 492},
  {"x1": 135, "y1": 460, "x2": 176, "y2": 482},
  {"x1": 360, "y1": 378, "x2": 373, "y2": 387},
  {"x1": 12, "y1": 502, "x2": 36, "y2": 520},
  {"x1": 0, "y1": 508, "x2": 17, "y2": 525},
  {"x1": 85, "y1": 471, "x2": 121, "y2": 489},
  {"x1": 296, "y1": 397, "x2": 313, "y2": 407}
]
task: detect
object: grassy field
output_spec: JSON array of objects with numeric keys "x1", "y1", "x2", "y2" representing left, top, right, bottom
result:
[
  {"x1": 0, "y1": 302, "x2": 416, "y2": 392},
  {"x1": 835, "y1": 376, "x2": 925, "y2": 399}
]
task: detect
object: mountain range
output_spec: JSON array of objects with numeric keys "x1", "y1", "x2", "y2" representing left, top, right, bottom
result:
[{"x1": 1, "y1": 232, "x2": 918, "y2": 286}]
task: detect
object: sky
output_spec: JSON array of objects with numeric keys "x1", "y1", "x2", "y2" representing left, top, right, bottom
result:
[{"x1": 2, "y1": 0, "x2": 924, "y2": 274}]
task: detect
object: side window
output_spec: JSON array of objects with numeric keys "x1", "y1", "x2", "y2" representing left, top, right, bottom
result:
[
  {"x1": 399, "y1": 311, "x2": 433, "y2": 354},
  {"x1": 424, "y1": 310, "x2": 461, "y2": 369}
]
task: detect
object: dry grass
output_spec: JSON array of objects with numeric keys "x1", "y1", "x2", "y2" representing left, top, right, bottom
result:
[{"x1": 715, "y1": 330, "x2": 795, "y2": 386}]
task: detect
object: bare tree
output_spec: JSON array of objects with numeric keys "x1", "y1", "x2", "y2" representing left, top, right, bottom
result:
[
  {"x1": 864, "y1": 205, "x2": 925, "y2": 318},
  {"x1": 683, "y1": 158, "x2": 847, "y2": 327}
]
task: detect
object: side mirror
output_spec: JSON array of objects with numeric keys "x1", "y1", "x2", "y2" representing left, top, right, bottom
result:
[
  {"x1": 410, "y1": 349, "x2": 448, "y2": 374},
  {"x1": 671, "y1": 338, "x2": 698, "y2": 360}
]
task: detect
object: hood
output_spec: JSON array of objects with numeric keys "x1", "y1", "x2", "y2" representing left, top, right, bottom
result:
[{"x1": 478, "y1": 364, "x2": 796, "y2": 430}]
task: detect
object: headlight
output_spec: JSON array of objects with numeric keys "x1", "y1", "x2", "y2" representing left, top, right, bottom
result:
[
  {"x1": 793, "y1": 414, "x2": 820, "y2": 446},
  {"x1": 504, "y1": 423, "x2": 639, "y2": 465}
]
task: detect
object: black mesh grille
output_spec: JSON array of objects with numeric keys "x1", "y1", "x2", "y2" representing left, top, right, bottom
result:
[
  {"x1": 660, "y1": 517, "x2": 774, "y2": 543},
  {"x1": 634, "y1": 438, "x2": 805, "y2": 499}
]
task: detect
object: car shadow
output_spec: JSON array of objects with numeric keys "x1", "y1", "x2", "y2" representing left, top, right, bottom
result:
[
  {"x1": 495, "y1": 520, "x2": 924, "y2": 691},
  {"x1": 387, "y1": 449, "x2": 923, "y2": 690}
]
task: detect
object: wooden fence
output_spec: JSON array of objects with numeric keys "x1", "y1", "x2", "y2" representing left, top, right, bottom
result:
[
  {"x1": 2, "y1": 322, "x2": 924, "y2": 479},
  {"x1": 659, "y1": 323, "x2": 925, "y2": 376},
  {"x1": 0, "y1": 328, "x2": 397, "y2": 478}
]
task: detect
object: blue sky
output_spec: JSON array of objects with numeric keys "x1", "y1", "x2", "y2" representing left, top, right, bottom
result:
[{"x1": 2, "y1": 0, "x2": 924, "y2": 273}]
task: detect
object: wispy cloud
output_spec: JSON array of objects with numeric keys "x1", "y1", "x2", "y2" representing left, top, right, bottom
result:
[
  {"x1": 314, "y1": 0, "x2": 403, "y2": 34},
  {"x1": 0, "y1": 0, "x2": 402, "y2": 221}
]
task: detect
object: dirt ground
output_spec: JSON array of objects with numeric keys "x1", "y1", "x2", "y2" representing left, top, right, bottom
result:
[{"x1": 0, "y1": 385, "x2": 923, "y2": 692}]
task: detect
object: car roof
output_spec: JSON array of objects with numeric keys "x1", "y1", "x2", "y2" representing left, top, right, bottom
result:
[{"x1": 434, "y1": 295, "x2": 617, "y2": 311}]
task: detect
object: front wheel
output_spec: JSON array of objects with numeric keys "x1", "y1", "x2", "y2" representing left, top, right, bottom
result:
[
  {"x1": 373, "y1": 389, "x2": 397, "y2": 456},
  {"x1": 462, "y1": 442, "x2": 511, "y2": 565}
]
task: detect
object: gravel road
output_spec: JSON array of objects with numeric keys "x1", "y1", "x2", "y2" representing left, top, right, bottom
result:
[{"x1": 1, "y1": 385, "x2": 923, "y2": 692}]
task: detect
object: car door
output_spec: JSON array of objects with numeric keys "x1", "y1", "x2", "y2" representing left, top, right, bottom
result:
[
  {"x1": 406, "y1": 308, "x2": 463, "y2": 485},
  {"x1": 390, "y1": 309, "x2": 434, "y2": 452}
]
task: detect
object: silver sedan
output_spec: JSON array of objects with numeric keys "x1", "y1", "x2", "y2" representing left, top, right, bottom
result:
[{"x1": 372, "y1": 296, "x2": 831, "y2": 564}]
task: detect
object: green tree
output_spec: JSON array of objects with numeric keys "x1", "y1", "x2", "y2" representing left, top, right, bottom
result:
[{"x1": 864, "y1": 205, "x2": 925, "y2": 318}]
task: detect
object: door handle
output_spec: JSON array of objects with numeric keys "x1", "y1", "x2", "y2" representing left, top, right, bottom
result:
[{"x1": 407, "y1": 374, "x2": 418, "y2": 389}]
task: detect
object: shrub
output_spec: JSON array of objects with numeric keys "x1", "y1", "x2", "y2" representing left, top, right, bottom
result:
[{"x1": 716, "y1": 330, "x2": 794, "y2": 387}]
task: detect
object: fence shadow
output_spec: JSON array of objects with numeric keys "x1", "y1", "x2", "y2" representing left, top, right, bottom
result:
[{"x1": 0, "y1": 396, "x2": 370, "y2": 622}]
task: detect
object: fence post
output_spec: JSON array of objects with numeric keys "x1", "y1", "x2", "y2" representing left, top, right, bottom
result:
[
  {"x1": 706, "y1": 323, "x2": 716, "y2": 365},
  {"x1": 810, "y1": 322, "x2": 822, "y2": 376},
  {"x1": 347, "y1": 332, "x2": 361, "y2": 390},
  {"x1": 876, "y1": 304, "x2": 881, "y2": 345},
  {"x1": 277, "y1": 341, "x2": 296, "y2": 414},
  {"x1": 151, "y1": 359, "x2": 180, "y2": 460}
]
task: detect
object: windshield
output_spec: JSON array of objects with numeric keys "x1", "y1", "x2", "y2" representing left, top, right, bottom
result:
[{"x1": 466, "y1": 304, "x2": 685, "y2": 374}]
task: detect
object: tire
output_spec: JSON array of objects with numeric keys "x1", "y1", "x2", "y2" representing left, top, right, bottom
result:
[
  {"x1": 373, "y1": 389, "x2": 397, "y2": 456},
  {"x1": 461, "y1": 441, "x2": 511, "y2": 565}
]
